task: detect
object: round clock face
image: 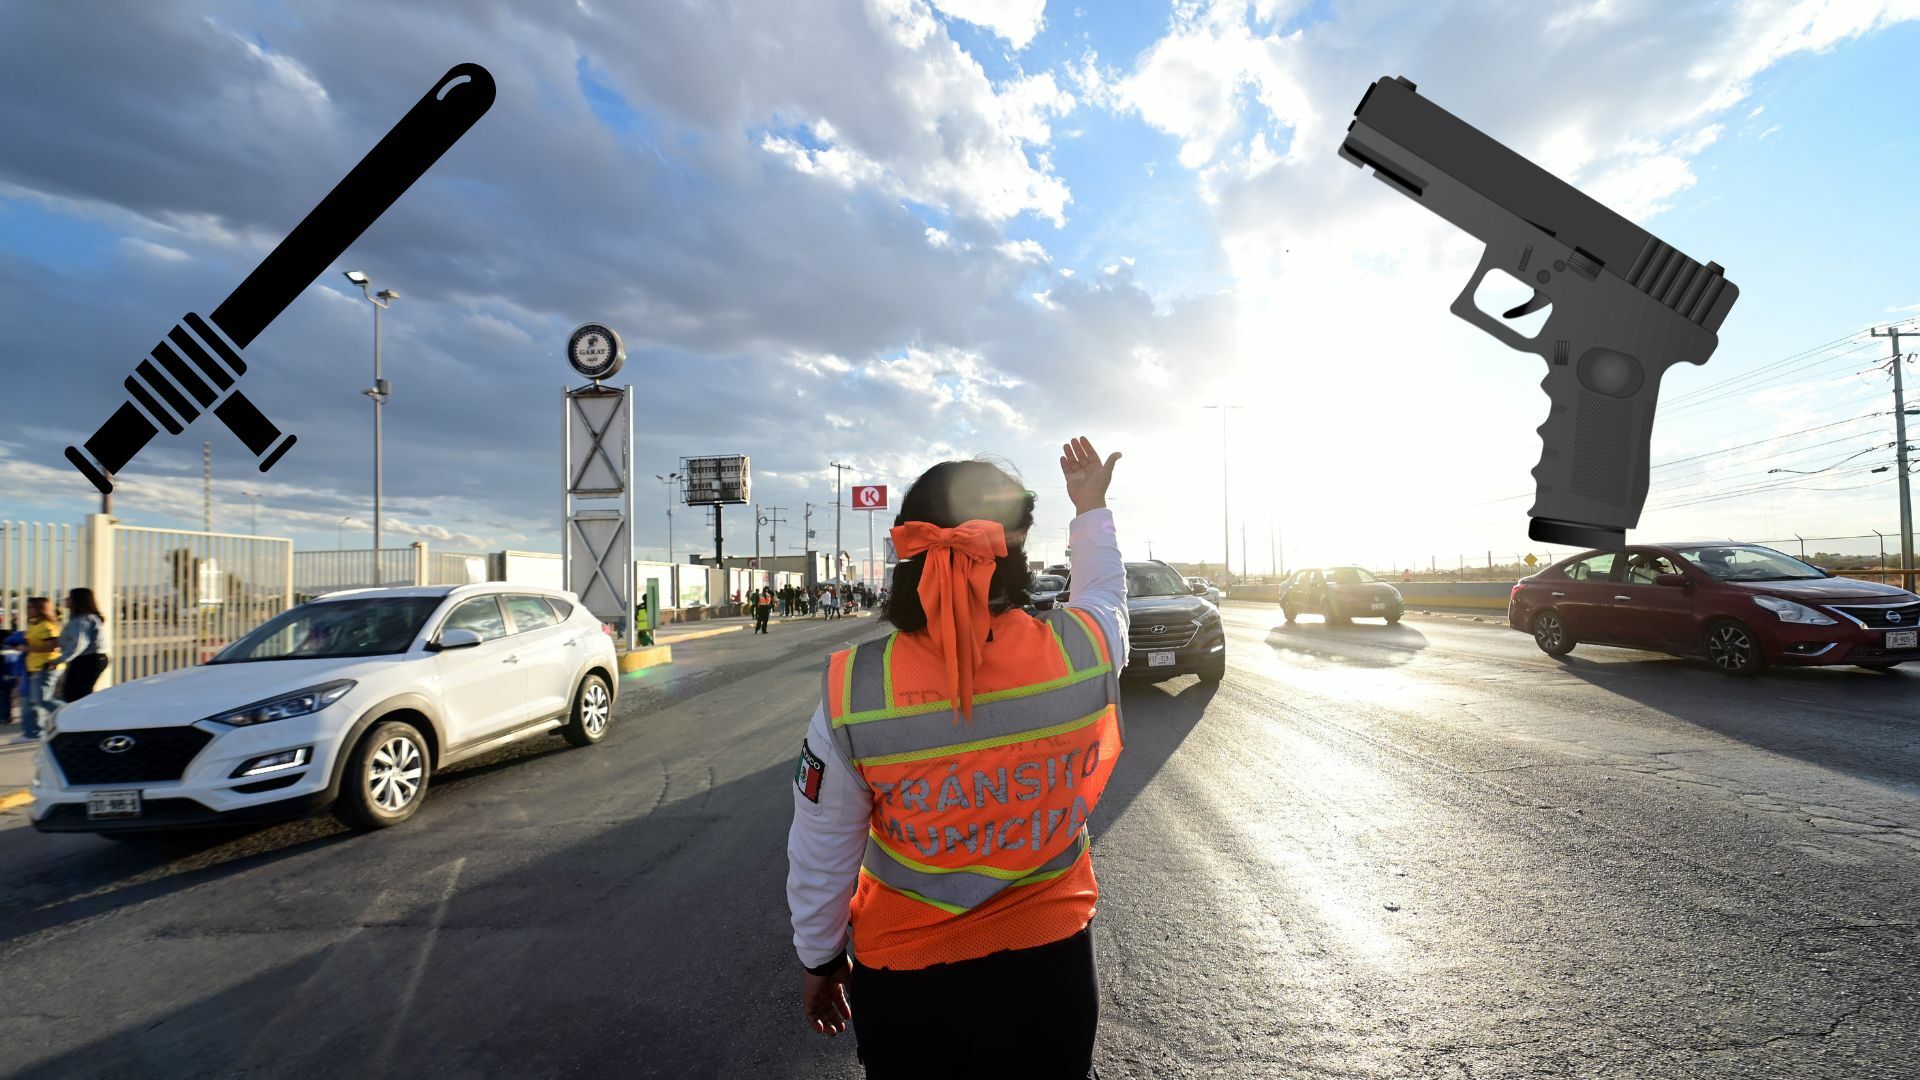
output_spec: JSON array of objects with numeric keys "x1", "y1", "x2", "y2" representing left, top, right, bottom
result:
[{"x1": 567, "y1": 323, "x2": 625, "y2": 380}]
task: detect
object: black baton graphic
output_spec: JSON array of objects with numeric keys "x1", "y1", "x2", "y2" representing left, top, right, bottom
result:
[{"x1": 65, "y1": 63, "x2": 496, "y2": 493}]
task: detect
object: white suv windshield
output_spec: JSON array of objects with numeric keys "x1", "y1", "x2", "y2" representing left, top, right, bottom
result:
[
  {"x1": 1673, "y1": 545, "x2": 1826, "y2": 582},
  {"x1": 212, "y1": 597, "x2": 443, "y2": 662}
]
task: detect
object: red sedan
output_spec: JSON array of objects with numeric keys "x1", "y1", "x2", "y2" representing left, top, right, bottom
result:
[{"x1": 1508, "y1": 542, "x2": 1920, "y2": 675}]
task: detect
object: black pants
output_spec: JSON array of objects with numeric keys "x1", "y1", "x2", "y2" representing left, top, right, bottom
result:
[
  {"x1": 850, "y1": 926, "x2": 1099, "y2": 1079},
  {"x1": 755, "y1": 607, "x2": 770, "y2": 633},
  {"x1": 61, "y1": 653, "x2": 108, "y2": 702}
]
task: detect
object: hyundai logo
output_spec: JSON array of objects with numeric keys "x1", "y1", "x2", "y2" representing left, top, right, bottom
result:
[
  {"x1": 1150, "y1": 624, "x2": 1167, "y2": 634},
  {"x1": 99, "y1": 735, "x2": 136, "y2": 754}
]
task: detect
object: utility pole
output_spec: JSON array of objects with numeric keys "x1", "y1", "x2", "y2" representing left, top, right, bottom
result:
[
  {"x1": 763, "y1": 506, "x2": 788, "y2": 569},
  {"x1": 754, "y1": 502, "x2": 762, "y2": 566},
  {"x1": 1145, "y1": 538, "x2": 1154, "y2": 560},
  {"x1": 1874, "y1": 324, "x2": 1916, "y2": 591},
  {"x1": 1240, "y1": 522, "x2": 1248, "y2": 584},
  {"x1": 202, "y1": 442, "x2": 211, "y2": 533},
  {"x1": 1269, "y1": 524, "x2": 1277, "y2": 578},
  {"x1": 804, "y1": 502, "x2": 819, "y2": 581},
  {"x1": 1203, "y1": 404, "x2": 1244, "y2": 583},
  {"x1": 829, "y1": 462, "x2": 852, "y2": 580}
]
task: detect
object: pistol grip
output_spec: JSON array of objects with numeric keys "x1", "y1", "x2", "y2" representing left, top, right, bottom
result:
[{"x1": 1529, "y1": 347, "x2": 1661, "y2": 551}]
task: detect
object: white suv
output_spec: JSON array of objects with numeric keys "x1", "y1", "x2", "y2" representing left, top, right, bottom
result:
[{"x1": 29, "y1": 584, "x2": 619, "y2": 836}]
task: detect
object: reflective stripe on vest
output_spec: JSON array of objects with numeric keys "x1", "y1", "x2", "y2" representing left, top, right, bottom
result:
[
  {"x1": 825, "y1": 608, "x2": 1121, "y2": 924},
  {"x1": 859, "y1": 828, "x2": 1090, "y2": 914}
]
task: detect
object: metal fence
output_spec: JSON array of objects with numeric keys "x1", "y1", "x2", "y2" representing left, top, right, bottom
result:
[
  {"x1": 1380, "y1": 532, "x2": 1909, "y2": 583},
  {"x1": 292, "y1": 548, "x2": 424, "y2": 596},
  {"x1": 291, "y1": 547, "x2": 492, "y2": 597},
  {"x1": 0, "y1": 520, "x2": 85, "y2": 632},
  {"x1": 430, "y1": 550, "x2": 490, "y2": 586},
  {"x1": 111, "y1": 526, "x2": 293, "y2": 681}
]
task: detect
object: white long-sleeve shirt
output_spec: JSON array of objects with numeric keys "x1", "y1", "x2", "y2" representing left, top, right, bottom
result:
[{"x1": 785, "y1": 507, "x2": 1129, "y2": 968}]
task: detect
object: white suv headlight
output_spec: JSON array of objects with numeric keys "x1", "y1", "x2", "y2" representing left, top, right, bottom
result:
[
  {"x1": 1752, "y1": 596, "x2": 1836, "y2": 626},
  {"x1": 205, "y1": 680, "x2": 356, "y2": 727}
]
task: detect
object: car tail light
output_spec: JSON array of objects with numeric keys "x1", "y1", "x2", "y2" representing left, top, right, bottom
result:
[{"x1": 1510, "y1": 583, "x2": 1523, "y2": 602}]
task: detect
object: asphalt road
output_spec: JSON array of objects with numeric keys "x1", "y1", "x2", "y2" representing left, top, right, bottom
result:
[{"x1": 1, "y1": 603, "x2": 1917, "y2": 1079}]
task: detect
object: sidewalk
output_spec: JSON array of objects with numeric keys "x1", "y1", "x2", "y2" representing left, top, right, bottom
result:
[
  {"x1": 655, "y1": 609, "x2": 874, "y2": 643},
  {"x1": 0, "y1": 735, "x2": 38, "y2": 813}
]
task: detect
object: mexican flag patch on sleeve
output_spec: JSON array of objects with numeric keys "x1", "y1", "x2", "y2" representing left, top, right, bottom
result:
[{"x1": 796, "y1": 740, "x2": 825, "y2": 803}]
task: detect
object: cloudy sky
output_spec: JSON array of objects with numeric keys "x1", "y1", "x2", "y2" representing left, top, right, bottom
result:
[{"x1": 3, "y1": 0, "x2": 1918, "y2": 573}]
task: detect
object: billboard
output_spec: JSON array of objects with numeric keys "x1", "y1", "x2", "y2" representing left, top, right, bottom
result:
[
  {"x1": 851, "y1": 484, "x2": 888, "y2": 510},
  {"x1": 682, "y1": 455, "x2": 751, "y2": 505}
]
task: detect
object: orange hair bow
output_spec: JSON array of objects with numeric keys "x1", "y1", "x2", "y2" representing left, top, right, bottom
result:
[{"x1": 890, "y1": 519, "x2": 1008, "y2": 721}]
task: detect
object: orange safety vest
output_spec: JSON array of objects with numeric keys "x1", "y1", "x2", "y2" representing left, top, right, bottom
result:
[{"x1": 823, "y1": 606, "x2": 1123, "y2": 970}]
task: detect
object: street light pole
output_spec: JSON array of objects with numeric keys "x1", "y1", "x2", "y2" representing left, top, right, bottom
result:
[
  {"x1": 245, "y1": 491, "x2": 260, "y2": 535},
  {"x1": 338, "y1": 516, "x2": 349, "y2": 549},
  {"x1": 829, "y1": 461, "x2": 852, "y2": 580},
  {"x1": 1203, "y1": 404, "x2": 1244, "y2": 583},
  {"x1": 343, "y1": 271, "x2": 397, "y2": 571},
  {"x1": 654, "y1": 472, "x2": 679, "y2": 563}
]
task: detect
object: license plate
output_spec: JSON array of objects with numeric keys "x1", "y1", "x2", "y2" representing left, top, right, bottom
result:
[
  {"x1": 1148, "y1": 651, "x2": 1177, "y2": 667},
  {"x1": 87, "y1": 790, "x2": 142, "y2": 819},
  {"x1": 1888, "y1": 630, "x2": 1918, "y2": 649},
  {"x1": 1370, "y1": 601, "x2": 1386, "y2": 611}
]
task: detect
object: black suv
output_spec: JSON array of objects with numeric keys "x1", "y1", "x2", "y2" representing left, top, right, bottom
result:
[
  {"x1": 1123, "y1": 560, "x2": 1225, "y2": 682},
  {"x1": 1281, "y1": 566, "x2": 1403, "y2": 624}
]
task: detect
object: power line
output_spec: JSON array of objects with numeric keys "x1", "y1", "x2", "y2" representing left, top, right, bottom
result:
[
  {"x1": 1661, "y1": 317, "x2": 1919, "y2": 409},
  {"x1": 1650, "y1": 459, "x2": 1894, "y2": 511},
  {"x1": 1663, "y1": 337, "x2": 1883, "y2": 411}
]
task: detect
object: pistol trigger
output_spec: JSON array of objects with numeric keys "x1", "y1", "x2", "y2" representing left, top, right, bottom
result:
[{"x1": 1502, "y1": 290, "x2": 1552, "y2": 320}]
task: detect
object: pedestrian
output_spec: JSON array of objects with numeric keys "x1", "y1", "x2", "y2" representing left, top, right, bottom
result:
[
  {"x1": 57, "y1": 587, "x2": 111, "y2": 703},
  {"x1": 781, "y1": 584, "x2": 793, "y2": 619},
  {"x1": 21, "y1": 596, "x2": 62, "y2": 739},
  {"x1": 756, "y1": 585, "x2": 774, "y2": 634},
  {"x1": 1, "y1": 621, "x2": 24, "y2": 726},
  {"x1": 787, "y1": 436, "x2": 1127, "y2": 1078}
]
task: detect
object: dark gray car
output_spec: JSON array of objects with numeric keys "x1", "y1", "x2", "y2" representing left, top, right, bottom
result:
[{"x1": 1281, "y1": 566, "x2": 1404, "y2": 624}]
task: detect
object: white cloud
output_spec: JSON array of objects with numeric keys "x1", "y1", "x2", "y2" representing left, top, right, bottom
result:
[
  {"x1": 928, "y1": 0, "x2": 1047, "y2": 49},
  {"x1": 998, "y1": 238, "x2": 1050, "y2": 263},
  {"x1": 121, "y1": 237, "x2": 190, "y2": 262}
]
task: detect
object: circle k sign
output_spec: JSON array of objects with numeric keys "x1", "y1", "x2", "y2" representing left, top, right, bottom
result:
[{"x1": 852, "y1": 484, "x2": 888, "y2": 510}]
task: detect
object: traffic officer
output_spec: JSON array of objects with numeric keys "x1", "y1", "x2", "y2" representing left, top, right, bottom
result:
[{"x1": 787, "y1": 437, "x2": 1127, "y2": 1078}]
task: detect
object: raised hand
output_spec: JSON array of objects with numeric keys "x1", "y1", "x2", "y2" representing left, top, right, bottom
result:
[{"x1": 1059, "y1": 436, "x2": 1121, "y2": 516}]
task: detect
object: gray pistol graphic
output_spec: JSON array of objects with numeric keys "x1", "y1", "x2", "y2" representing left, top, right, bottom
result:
[{"x1": 1340, "y1": 76, "x2": 1738, "y2": 550}]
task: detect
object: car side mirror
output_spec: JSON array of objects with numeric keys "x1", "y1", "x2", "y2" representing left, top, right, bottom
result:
[
  {"x1": 1190, "y1": 583, "x2": 1206, "y2": 594},
  {"x1": 430, "y1": 628, "x2": 484, "y2": 651},
  {"x1": 1654, "y1": 573, "x2": 1691, "y2": 589}
]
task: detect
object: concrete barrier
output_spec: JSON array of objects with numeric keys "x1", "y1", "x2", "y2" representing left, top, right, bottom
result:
[
  {"x1": 1228, "y1": 581, "x2": 1514, "y2": 611},
  {"x1": 618, "y1": 644, "x2": 672, "y2": 673},
  {"x1": 1396, "y1": 582, "x2": 1514, "y2": 611}
]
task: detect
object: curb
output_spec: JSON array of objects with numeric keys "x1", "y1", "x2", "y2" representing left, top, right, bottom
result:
[
  {"x1": 618, "y1": 644, "x2": 673, "y2": 673},
  {"x1": 657, "y1": 625, "x2": 746, "y2": 645}
]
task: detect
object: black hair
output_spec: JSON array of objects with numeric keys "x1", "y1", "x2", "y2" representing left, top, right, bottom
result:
[
  {"x1": 68, "y1": 587, "x2": 104, "y2": 622},
  {"x1": 882, "y1": 458, "x2": 1036, "y2": 634}
]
